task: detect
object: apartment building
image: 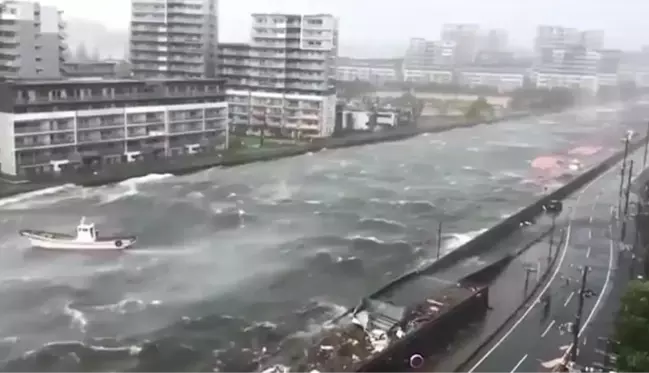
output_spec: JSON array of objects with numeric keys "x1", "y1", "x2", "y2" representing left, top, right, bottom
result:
[
  {"x1": 0, "y1": 0, "x2": 66, "y2": 79},
  {"x1": 534, "y1": 25, "x2": 581, "y2": 51},
  {"x1": 218, "y1": 13, "x2": 338, "y2": 138},
  {"x1": 129, "y1": 0, "x2": 219, "y2": 79},
  {"x1": 484, "y1": 29, "x2": 509, "y2": 52},
  {"x1": 402, "y1": 38, "x2": 456, "y2": 82},
  {"x1": 64, "y1": 60, "x2": 132, "y2": 78},
  {"x1": 457, "y1": 67, "x2": 526, "y2": 92},
  {"x1": 533, "y1": 45, "x2": 600, "y2": 93},
  {"x1": 440, "y1": 23, "x2": 480, "y2": 65},
  {"x1": 0, "y1": 78, "x2": 228, "y2": 176},
  {"x1": 402, "y1": 68, "x2": 453, "y2": 84},
  {"x1": 335, "y1": 57, "x2": 400, "y2": 84}
]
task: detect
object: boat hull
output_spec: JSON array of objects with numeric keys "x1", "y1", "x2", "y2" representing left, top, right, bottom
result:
[{"x1": 19, "y1": 230, "x2": 136, "y2": 250}]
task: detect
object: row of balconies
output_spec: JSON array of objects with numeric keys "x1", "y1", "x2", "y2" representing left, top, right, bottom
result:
[
  {"x1": 130, "y1": 24, "x2": 203, "y2": 35},
  {"x1": 14, "y1": 121, "x2": 228, "y2": 150},
  {"x1": 13, "y1": 111, "x2": 227, "y2": 135}
]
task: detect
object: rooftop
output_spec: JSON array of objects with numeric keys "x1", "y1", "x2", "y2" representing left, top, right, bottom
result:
[{"x1": 7, "y1": 77, "x2": 225, "y2": 87}]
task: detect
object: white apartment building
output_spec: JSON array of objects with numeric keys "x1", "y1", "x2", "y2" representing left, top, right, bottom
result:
[
  {"x1": 0, "y1": 0, "x2": 66, "y2": 78},
  {"x1": 226, "y1": 89, "x2": 335, "y2": 138},
  {"x1": 532, "y1": 72, "x2": 598, "y2": 94},
  {"x1": 403, "y1": 38, "x2": 456, "y2": 71},
  {"x1": 440, "y1": 23, "x2": 480, "y2": 65},
  {"x1": 335, "y1": 57, "x2": 400, "y2": 84},
  {"x1": 457, "y1": 67, "x2": 526, "y2": 92},
  {"x1": 402, "y1": 68, "x2": 453, "y2": 84},
  {"x1": 0, "y1": 79, "x2": 229, "y2": 176},
  {"x1": 129, "y1": 0, "x2": 219, "y2": 78},
  {"x1": 336, "y1": 65, "x2": 397, "y2": 83},
  {"x1": 219, "y1": 13, "x2": 338, "y2": 138},
  {"x1": 534, "y1": 25, "x2": 581, "y2": 51},
  {"x1": 533, "y1": 45, "x2": 601, "y2": 93}
]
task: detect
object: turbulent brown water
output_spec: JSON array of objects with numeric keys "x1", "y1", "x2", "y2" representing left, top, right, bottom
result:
[{"x1": 0, "y1": 105, "x2": 644, "y2": 371}]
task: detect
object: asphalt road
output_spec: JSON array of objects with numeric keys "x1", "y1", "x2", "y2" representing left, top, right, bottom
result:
[
  {"x1": 467, "y1": 143, "x2": 647, "y2": 373},
  {"x1": 573, "y1": 204, "x2": 646, "y2": 370}
]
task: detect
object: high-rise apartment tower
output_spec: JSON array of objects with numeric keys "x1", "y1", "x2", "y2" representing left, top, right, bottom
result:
[
  {"x1": 129, "y1": 0, "x2": 219, "y2": 78},
  {"x1": 0, "y1": 0, "x2": 66, "y2": 78}
]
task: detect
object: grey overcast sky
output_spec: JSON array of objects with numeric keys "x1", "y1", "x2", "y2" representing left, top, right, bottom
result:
[{"x1": 39, "y1": 0, "x2": 649, "y2": 51}]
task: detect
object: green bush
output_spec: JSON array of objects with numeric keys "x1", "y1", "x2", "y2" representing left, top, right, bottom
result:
[{"x1": 614, "y1": 280, "x2": 649, "y2": 372}]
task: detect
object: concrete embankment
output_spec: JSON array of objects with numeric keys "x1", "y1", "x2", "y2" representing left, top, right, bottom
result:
[
  {"x1": 0, "y1": 112, "x2": 532, "y2": 198},
  {"x1": 367, "y1": 135, "x2": 648, "y2": 302}
]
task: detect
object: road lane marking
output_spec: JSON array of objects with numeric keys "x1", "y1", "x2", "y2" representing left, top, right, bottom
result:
[
  {"x1": 561, "y1": 217, "x2": 616, "y2": 362},
  {"x1": 510, "y1": 354, "x2": 528, "y2": 372},
  {"x1": 564, "y1": 291, "x2": 575, "y2": 307},
  {"x1": 589, "y1": 216, "x2": 593, "y2": 223},
  {"x1": 541, "y1": 319, "x2": 556, "y2": 338},
  {"x1": 580, "y1": 222, "x2": 614, "y2": 334},
  {"x1": 468, "y1": 151, "x2": 626, "y2": 373},
  {"x1": 586, "y1": 246, "x2": 591, "y2": 258},
  {"x1": 589, "y1": 230, "x2": 592, "y2": 240}
]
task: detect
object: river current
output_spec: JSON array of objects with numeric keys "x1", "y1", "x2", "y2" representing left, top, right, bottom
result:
[{"x1": 0, "y1": 105, "x2": 644, "y2": 371}]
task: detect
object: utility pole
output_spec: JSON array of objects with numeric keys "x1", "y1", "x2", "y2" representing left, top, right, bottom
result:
[
  {"x1": 571, "y1": 265, "x2": 590, "y2": 362},
  {"x1": 523, "y1": 264, "x2": 536, "y2": 294},
  {"x1": 643, "y1": 121, "x2": 649, "y2": 169},
  {"x1": 436, "y1": 221, "x2": 443, "y2": 259},
  {"x1": 619, "y1": 136, "x2": 631, "y2": 217},
  {"x1": 622, "y1": 160, "x2": 634, "y2": 241},
  {"x1": 548, "y1": 215, "x2": 556, "y2": 263}
]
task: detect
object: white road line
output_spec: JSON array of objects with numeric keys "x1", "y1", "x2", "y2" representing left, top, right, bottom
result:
[
  {"x1": 589, "y1": 230, "x2": 592, "y2": 240},
  {"x1": 579, "y1": 220, "x2": 614, "y2": 335},
  {"x1": 541, "y1": 319, "x2": 556, "y2": 338},
  {"x1": 589, "y1": 216, "x2": 593, "y2": 223},
  {"x1": 564, "y1": 291, "x2": 575, "y2": 307},
  {"x1": 586, "y1": 246, "x2": 591, "y2": 258},
  {"x1": 510, "y1": 354, "x2": 528, "y2": 372},
  {"x1": 467, "y1": 153, "x2": 625, "y2": 373},
  {"x1": 561, "y1": 201, "x2": 617, "y2": 361}
]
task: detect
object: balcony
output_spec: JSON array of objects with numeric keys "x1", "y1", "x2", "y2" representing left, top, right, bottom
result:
[
  {"x1": 15, "y1": 89, "x2": 223, "y2": 105},
  {"x1": 78, "y1": 131, "x2": 125, "y2": 144}
]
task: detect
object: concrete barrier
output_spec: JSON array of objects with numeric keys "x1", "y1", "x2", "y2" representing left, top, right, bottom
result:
[{"x1": 365, "y1": 135, "x2": 648, "y2": 301}]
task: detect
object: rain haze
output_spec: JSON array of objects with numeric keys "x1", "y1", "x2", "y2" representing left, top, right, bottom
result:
[{"x1": 36, "y1": 0, "x2": 649, "y2": 57}]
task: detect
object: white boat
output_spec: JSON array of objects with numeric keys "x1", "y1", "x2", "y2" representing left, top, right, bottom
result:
[{"x1": 19, "y1": 217, "x2": 137, "y2": 250}]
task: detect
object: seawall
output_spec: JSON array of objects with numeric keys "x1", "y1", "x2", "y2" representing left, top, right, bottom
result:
[{"x1": 366, "y1": 135, "x2": 648, "y2": 300}]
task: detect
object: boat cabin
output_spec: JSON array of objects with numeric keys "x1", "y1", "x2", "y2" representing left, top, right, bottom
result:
[{"x1": 76, "y1": 218, "x2": 97, "y2": 242}]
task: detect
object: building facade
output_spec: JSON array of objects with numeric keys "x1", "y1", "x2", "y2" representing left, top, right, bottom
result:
[
  {"x1": 0, "y1": 78, "x2": 228, "y2": 176},
  {"x1": 218, "y1": 13, "x2": 338, "y2": 138},
  {"x1": 403, "y1": 38, "x2": 456, "y2": 71},
  {"x1": 129, "y1": 0, "x2": 219, "y2": 79},
  {"x1": 534, "y1": 25, "x2": 580, "y2": 51},
  {"x1": 335, "y1": 57, "x2": 400, "y2": 84},
  {"x1": 457, "y1": 67, "x2": 526, "y2": 92},
  {"x1": 0, "y1": 0, "x2": 66, "y2": 79},
  {"x1": 63, "y1": 60, "x2": 132, "y2": 79},
  {"x1": 227, "y1": 89, "x2": 335, "y2": 138},
  {"x1": 484, "y1": 29, "x2": 509, "y2": 52},
  {"x1": 440, "y1": 23, "x2": 480, "y2": 65}
]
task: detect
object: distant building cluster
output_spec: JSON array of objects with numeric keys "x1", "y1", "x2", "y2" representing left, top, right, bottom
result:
[
  {"x1": 1, "y1": 0, "x2": 649, "y2": 177},
  {"x1": 336, "y1": 24, "x2": 649, "y2": 95}
]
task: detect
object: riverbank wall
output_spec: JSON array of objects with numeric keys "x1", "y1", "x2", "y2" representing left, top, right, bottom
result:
[
  {"x1": 365, "y1": 135, "x2": 648, "y2": 301},
  {"x1": 0, "y1": 111, "x2": 532, "y2": 198}
]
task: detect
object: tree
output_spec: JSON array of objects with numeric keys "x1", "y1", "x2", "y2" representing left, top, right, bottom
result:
[
  {"x1": 465, "y1": 96, "x2": 493, "y2": 120},
  {"x1": 614, "y1": 280, "x2": 649, "y2": 372}
]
